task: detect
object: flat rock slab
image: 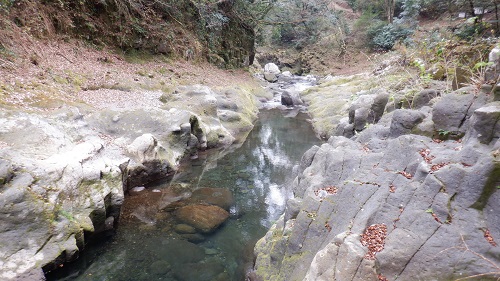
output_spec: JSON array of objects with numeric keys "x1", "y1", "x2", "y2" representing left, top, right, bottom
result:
[{"x1": 175, "y1": 204, "x2": 229, "y2": 233}]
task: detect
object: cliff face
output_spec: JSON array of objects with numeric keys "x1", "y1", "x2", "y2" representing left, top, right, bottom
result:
[
  {"x1": 3, "y1": 0, "x2": 254, "y2": 68},
  {"x1": 252, "y1": 49, "x2": 500, "y2": 281}
]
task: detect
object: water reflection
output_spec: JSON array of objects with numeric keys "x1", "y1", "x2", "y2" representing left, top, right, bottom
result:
[{"x1": 46, "y1": 109, "x2": 321, "y2": 281}]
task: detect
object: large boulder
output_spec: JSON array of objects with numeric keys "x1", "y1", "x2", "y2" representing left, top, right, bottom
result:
[
  {"x1": 464, "y1": 102, "x2": 500, "y2": 144},
  {"x1": 264, "y1": 63, "x2": 281, "y2": 82},
  {"x1": 432, "y1": 88, "x2": 491, "y2": 139},
  {"x1": 281, "y1": 91, "x2": 304, "y2": 107},
  {"x1": 254, "y1": 132, "x2": 500, "y2": 281},
  {"x1": 175, "y1": 204, "x2": 229, "y2": 233},
  {"x1": 348, "y1": 91, "x2": 389, "y2": 132},
  {"x1": 389, "y1": 109, "x2": 426, "y2": 137}
]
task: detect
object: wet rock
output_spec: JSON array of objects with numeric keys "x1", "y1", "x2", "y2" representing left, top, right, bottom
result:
[
  {"x1": 281, "y1": 91, "x2": 303, "y2": 107},
  {"x1": 189, "y1": 187, "x2": 235, "y2": 210},
  {"x1": 158, "y1": 239, "x2": 205, "y2": 265},
  {"x1": 173, "y1": 262, "x2": 227, "y2": 281},
  {"x1": 150, "y1": 260, "x2": 171, "y2": 275},
  {"x1": 180, "y1": 233, "x2": 206, "y2": 243},
  {"x1": 175, "y1": 204, "x2": 229, "y2": 233},
  {"x1": 175, "y1": 224, "x2": 197, "y2": 234},
  {"x1": 129, "y1": 186, "x2": 146, "y2": 196}
]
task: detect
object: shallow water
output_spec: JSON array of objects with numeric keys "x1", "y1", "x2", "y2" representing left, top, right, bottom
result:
[{"x1": 47, "y1": 109, "x2": 321, "y2": 281}]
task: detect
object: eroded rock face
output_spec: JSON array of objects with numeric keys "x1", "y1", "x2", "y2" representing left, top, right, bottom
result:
[
  {"x1": 0, "y1": 84, "x2": 259, "y2": 280},
  {"x1": 253, "y1": 79, "x2": 500, "y2": 280}
]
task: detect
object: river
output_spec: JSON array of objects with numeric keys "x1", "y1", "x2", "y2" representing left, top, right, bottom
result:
[{"x1": 46, "y1": 108, "x2": 321, "y2": 281}]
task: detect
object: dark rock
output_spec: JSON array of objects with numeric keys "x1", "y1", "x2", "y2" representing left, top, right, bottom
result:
[
  {"x1": 175, "y1": 204, "x2": 229, "y2": 233},
  {"x1": 149, "y1": 260, "x2": 171, "y2": 275},
  {"x1": 432, "y1": 90, "x2": 475, "y2": 138},
  {"x1": 172, "y1": 262, "x2": 227, "y2": 281},
  {"x1": 188, "y1": 187, "x2": 235, "y2": 210},
  {"x1": 157, "y1": 239, "x2": 205, "y2": 265},
  {"x1": 281, "y1": 91, "x2": 303, "y2": 107},
  {"x1": 180, "y1": 233, "x2": 206, "y2": 243},
  {"x1": 389, "y1": 109, "x2": 426, "y2": 137},
  {"x1": 175, "y1": 224, "x2": 197, "y2": 234},
  {"x1": 412, "y1": 89, "x2": 440, "y2": 109},
  {"x1": 348, "y1": 92, "x2": 389, "y2": 132},
  {"x1": 464, "y1": 102, "x2": 500, "y2": 144}
]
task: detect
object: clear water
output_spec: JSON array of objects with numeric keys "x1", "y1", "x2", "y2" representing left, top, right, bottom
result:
[{"x1": 47, "y1": 109, "x2": 321, "y2": 281}]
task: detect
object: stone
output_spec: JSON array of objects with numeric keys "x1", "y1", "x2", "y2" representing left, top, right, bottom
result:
[
  {"x1": 0, "y1": 159, "x2": 13, "y2": 186},
  {"x1": 150, "y1": 260, "x2": 171, "y2": 275},
  {"x1": 157, "y1": 239, "x2": 205, "y2": 265},
  {"x1": 174, "y1": 224, "x2": 197, "y2": 234},
  {"x1": 264, "y1": 72, "x2": 278, "y2": 83},
  {"x1": 175, "y1": 204, "x2": 229, "y2": 233},
  {"x1": 432, "y1": 90, "x2": 475, "y2": 138},
  {"x1": 188, "y1": 187, "x2": 235, "y2": 210},
  {"x1": 264, "y1": 63, "x2": 280, "y2": 82},
  {"x1": 348, "y1": 92, "x2": 389, "y2": 132},
  {"x1": 281, "y1": 91, "x2": 303, "y2": 107},
  {"x1": 412, "y1": 89, "x2": 440, "y2": 109},
  {"x1": 485, "y1": 46, "x2": 500, "y2": 81},
  {"x1": 264, "y1": 63, "x2": 280, "y2": 74},
  {"x1": 389, "y1": 109, "x2": 426, "y2": 137},
  {"x1": 172, "y1": 262, "x2": 226, "y2": 281},
  {"x1": 180, "y1": 233, "x2": 206, "y2": 243},
  {"x1": 464, "y1": 102, "x2": 500, "y2": 144}
]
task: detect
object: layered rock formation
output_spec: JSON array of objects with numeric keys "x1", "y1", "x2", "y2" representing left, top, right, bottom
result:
[
  {"x1": 0, "y1": 85, "x2": 258, "y2": 280},
  {"x1": 253, "y1": 49, "x2": 500, "y2": 280}
]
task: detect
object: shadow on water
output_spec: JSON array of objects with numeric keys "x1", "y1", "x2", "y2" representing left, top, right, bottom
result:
[{"x1": 46, "y1": 109, "x2": 322, "y2": 281}]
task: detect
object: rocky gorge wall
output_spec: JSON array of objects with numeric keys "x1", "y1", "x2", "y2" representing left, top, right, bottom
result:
[
  {"x1": 252, "y1": 48, "x2": 500, "y2": 280},
  {"x1": 0, "y1": 84, "x2": 260, "y2": 280}
]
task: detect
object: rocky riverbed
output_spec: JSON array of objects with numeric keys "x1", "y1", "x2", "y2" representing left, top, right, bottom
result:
[
  {"x1": 0, "y1": 81, "x2": 263, "y2": 280},
  {"x1": 251, "y1": 48, "x2": 500, "y2": 280}
]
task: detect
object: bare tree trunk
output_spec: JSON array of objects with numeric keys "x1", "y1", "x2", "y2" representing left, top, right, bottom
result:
[
  {"x1": 496, "y1": 1, "x2": 500, "y2": 36},
  {"x1": 467, "y1": 0, "x2": 475, "y2": 17},
  {"x1": 386, "y1": 0, "x2": 395, "y2": 23}
]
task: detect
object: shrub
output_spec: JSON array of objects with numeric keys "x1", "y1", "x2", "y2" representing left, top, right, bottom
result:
[{"x1": 369, "y1": 23, "x2": 414, "y2": 51}]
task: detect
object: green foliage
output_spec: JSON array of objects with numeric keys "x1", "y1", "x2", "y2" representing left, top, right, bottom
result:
[
  {"x1": 369, "y1": 23, "x2": 414, "y2": 51},
  {"x1": 260, "y1": 0, "x2": 349, "y2": 48},
  {"x1": 0, "y1": 0, "x2": 14, "y2": 12},
  {"x1": 454, "y1": 20, "x2": 490, "y2": 41}
]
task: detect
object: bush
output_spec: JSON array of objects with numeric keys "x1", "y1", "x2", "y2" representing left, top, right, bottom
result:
[
  {"x1": 454, "y1": 19, "x2": 489, "y2": 41},
  {"x1": 369, "y1": 23, "x2": 414, "y2": 51}
]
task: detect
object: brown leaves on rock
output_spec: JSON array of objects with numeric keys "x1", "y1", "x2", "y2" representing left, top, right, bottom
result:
[
  {"x1": 360, "y1": 224, "x2": 387, "y2": 260},
  {"x1": 430, "y1": 162, "x2": 449, "y2": 172},
  {"x1": 389, "y1": 184, "x2": 396, "y2": 193},
  {"x1": 378, "y1": 274, "x2": 389, "y2": 281},
  {"x1": 419, "y1": 148, "x2": 435, "y2": 164},
  {"x1": 398, "y1": 171, "x2": 413, "y2": 179},
  {"x1": 324, "y1": 222, "x2": 332, "y2": 232},
  {"x1": 314, "y1": 186, "x2": 338, "y2": 197},
  {"x1": 483, "y1": 229, "x2": 498, "y2": 247}
]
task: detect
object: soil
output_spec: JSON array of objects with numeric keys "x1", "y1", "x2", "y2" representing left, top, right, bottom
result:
[{"x1": 0, "y1": 34, "x2": 260, "y2": 112}]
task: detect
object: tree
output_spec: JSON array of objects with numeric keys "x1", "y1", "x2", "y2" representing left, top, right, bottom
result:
[{"x1": 386, "y1": 0, "x2": 396, "y2": 23}]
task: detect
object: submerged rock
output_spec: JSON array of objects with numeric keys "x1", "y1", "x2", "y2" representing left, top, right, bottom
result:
[
  {"x1": 175, "y1": 204, "x2": 230, "y2": 233},
  {"x1": 188, "y1": 187, "x2": 235, "y2": 210}
]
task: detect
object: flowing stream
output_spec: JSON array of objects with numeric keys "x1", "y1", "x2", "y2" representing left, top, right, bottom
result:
[{"x1": 47, "y1": 108, "x2": 321, "y2": 281}]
